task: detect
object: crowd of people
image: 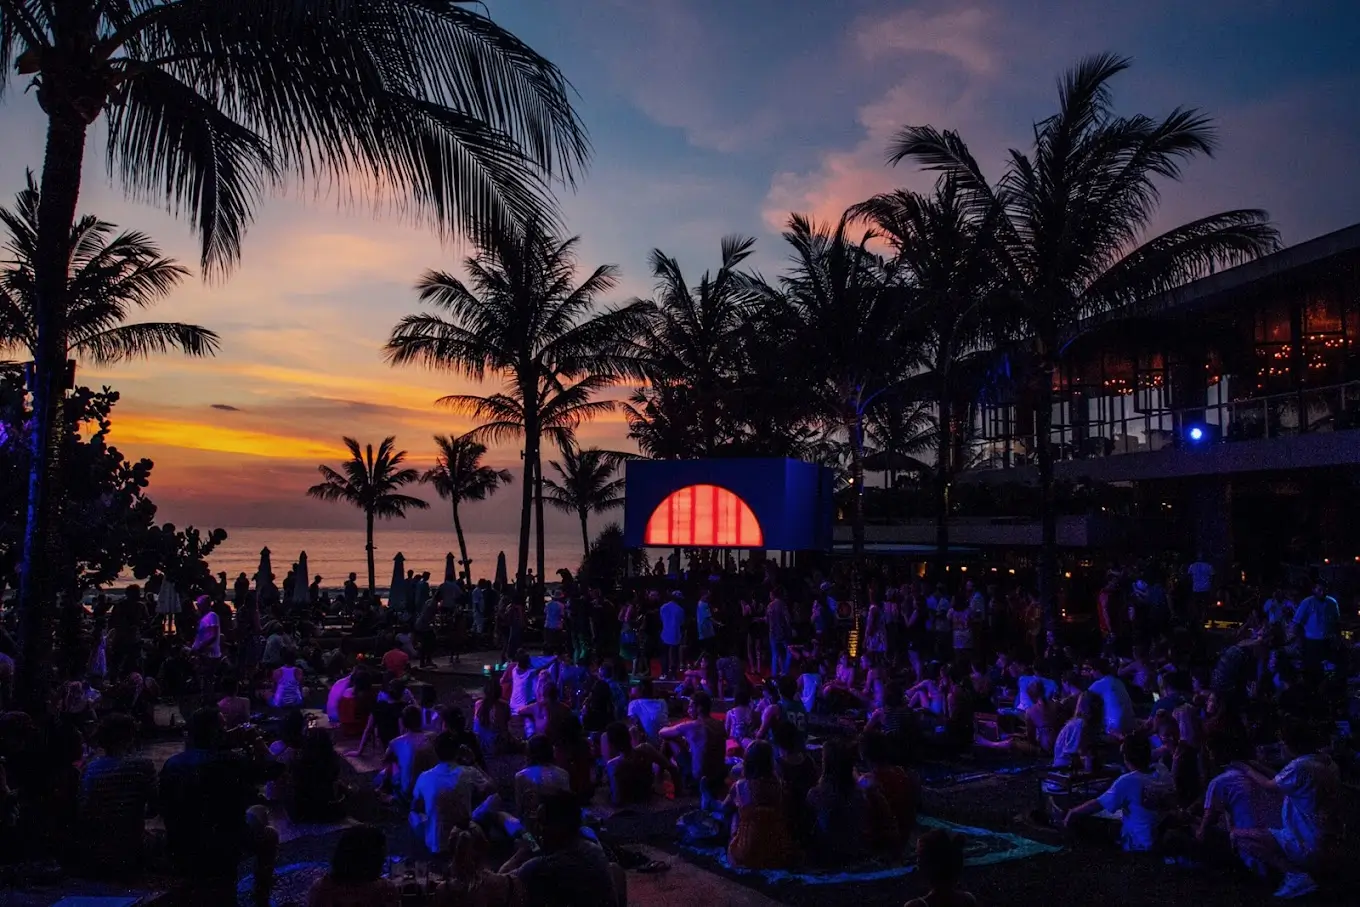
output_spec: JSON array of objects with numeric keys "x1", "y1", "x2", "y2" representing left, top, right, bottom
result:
[{"x1": 0, "y1": 551, "x2": 1354, "y2": 903}]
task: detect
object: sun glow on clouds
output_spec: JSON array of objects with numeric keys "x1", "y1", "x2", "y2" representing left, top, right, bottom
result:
[{"x1": 108, "y1": 414, "x2": 342, "y2": 461}]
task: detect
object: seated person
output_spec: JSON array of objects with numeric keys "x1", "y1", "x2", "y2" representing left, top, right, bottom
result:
[
  {"x1": 1051, "y1": 692, "x2": 1100, "y2": 771},
  {"x1": 715, "y1": 653, "x2": 746, "y2": 700},
  {"x1": 756, "y1": 676, "x2": 809, "y2": 740},
  {"x1": 514, "y1": 734, "x2": 571, "y2": 821},
  {"x1": 724, "y1": 687, "x2": 758, "y2": 751},
  {"x1": 379, "y1": 705, "x2": 435, "y2": 801},
  {"x1": 806, "y1": 738, "x2": 897, "y2": 863},
  {"x1": 772, "y1": 721, "x2": 818, "y2": 841},
  {"x1": 1230, "y1": 720, "x2": 1343, "y2": 899},
  {"x1": 1013, "y1": 664, "x2": 1059, "y2": 712},
  {"x1": 289, "y1": 728, "x2": 347, "y2": 823},
  {"x1": 625, "y1": 677, "x2": 668, "y2": 745},
  {"x1": 77, "y1": 714, "x2": 158, "y2": 877},
  {"x1": 858, "y1": 731, "x2": 918, "y2": 842},
  {"x1": 602, "y1": 721, "x2": 674, "y2": 807},
  {"x1": 325, "y1": 666, "x2": 358, "y2": 724},
  {"x1": 472, "y1": 679, "x2": 511, "y2": 756},
  {"x1": 977, "y1": 680, "x2": 1058, "y2": 757},
  {"x1": 819, "y1": 651, "x2": 860, "y2": 712},
  {"x1": 440, "y1": 826, "x2": 515, "y2": 907},
  {"x1": 906, "y1": 663, "x2": 951, "y2": 719},
  {"x1": 1062, "y1": 733, "x2": 1173, "y2": 851},
  {"x1": 724, "y1": 740, "x2": 795, "y2": 869},
  {"x1": 796, "y1": 660, "x2": 823, "y2": 714},
  {"x1": 410, "y1": 733, "x2": 495, "y2": 856},
  {"x1": 493, "y1": 792, "x2": 627, "y2": 907},
  {"x1": 306, "y1": 824, "x2": 399, "y2": 907},
  {"x1": 519, "y1": 681, "x2": 572, "y2": 745},
  {"x1": 1196, "y1": 729, "x2": 1282, "y2": 868},
  {"x1": 267, "y1": 709, "x2": 307, "y2": 802},
  {"x1": 159, "y1": 708, "x2": 282, "y2": 906},
  {"x1": 659, "y1": 691, "x2": 728, "y2": 808},
  {"x1": 1086, "y1": 659, "x2": 1136, "y2": 738},
  {"x1": 554, "y1": 714, "x2": 596, "y2": 803},
  {"x1": 217, "y1": 679, "x2": 252, "y2": 729},
  {"x1": 865, "y1": 680, "x2": 918, "y2": 745},
  {"x1": 904, "y1": 828, "x2": 978, "y2": 907},
  {"x1": 439, "y1": 705, "x2": 487, "y2": 770}
]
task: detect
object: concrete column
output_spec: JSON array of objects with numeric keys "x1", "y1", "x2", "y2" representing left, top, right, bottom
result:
[{"x1": 1189, "y1": 477, "x2": 1234, "y2": 570}]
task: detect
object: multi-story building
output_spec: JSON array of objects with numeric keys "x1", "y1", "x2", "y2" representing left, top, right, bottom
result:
[{"x1": 846, "y1": 223, "x2": 1360, "y2": 583}]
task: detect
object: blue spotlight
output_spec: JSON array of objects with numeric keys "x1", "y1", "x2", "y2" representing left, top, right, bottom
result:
[{"x1": 1188, "y1": 425, "x2": 1205, "y2": 443}]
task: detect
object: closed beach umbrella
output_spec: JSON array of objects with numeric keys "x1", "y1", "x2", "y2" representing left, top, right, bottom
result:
[
  {"x1": 390, "y1": 552, "x2": 406, "y2": 608},
  {"x1": 156, "y1": 578, "x2": 181, "y2": 615},
  {"x1": 444, "y1": 552, "x2": 457, "y2": 583},
  {"x1": 293, "y1": 551, "x2": 310, "y2": 605},
  {"x1": 494, "y1": 551, "x2": 508, "y2": 589},
  {"x1": 255, "y1": 547, "x2": 273, "y2": 588}
]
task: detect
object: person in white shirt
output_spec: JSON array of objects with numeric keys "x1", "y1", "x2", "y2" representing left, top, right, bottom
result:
[
  {"x1": 1187, "y1": 554, "x2": 1214, "y2": 620},
  {"x1": 626, "y1": 677, "x2": 668, "y2": 745},
  {"x1": 190, "y1": 595, "x2": 221, "y2": 660},
  {"x1": 410, "y1": 732, "x2": 495, "y2": 855},
  {"x1": 1064, "y1": 733, "x2": 1173, "y2": 851},
  {"x1": 1262, "y1": 588, "x2": 1295, "y2": 627},
  {"x1": 1197, "y1": 730, "x2": 1282, "y2": 870},
  {"x1": 659, "y1": 593, "x2": 685, "y2": 678},
  {"x1": 1232, "y1": 721, "x2": 1343, "y2": 899},
  {"x1": 1086, "y1": 659, "x2": 1135, "y2": 737},
  {"x1": 1291, "y1": 581, "x2": 1341, "y2": 681}
]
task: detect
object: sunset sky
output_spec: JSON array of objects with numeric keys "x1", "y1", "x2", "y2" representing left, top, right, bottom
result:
[{"x1": 1, "y1": 1, "x2": 1358, "y2": 537}]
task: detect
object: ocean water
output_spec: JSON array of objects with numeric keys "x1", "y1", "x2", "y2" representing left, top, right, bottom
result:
[{"x1": 204, "y1": 527, "x2": 582, "y2": 588}]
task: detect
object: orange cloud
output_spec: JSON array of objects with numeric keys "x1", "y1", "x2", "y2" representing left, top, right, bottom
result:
[{"x1": 109, "y1": 414, "x2": 343, "y2": 461}]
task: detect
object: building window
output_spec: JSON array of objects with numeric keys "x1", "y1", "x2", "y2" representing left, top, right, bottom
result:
[{"x1": 644, "y1": 484, "x2": 764, "y2": 547}]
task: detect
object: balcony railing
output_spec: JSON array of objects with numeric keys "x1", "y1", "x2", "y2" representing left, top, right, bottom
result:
[{"x1": 979, "y1": 379, "x2": 1360, "y2": 469}]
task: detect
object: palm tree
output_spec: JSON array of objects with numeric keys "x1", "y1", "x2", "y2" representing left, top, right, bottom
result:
[
  {"x1": 851, "y1": 178, "x2": 1001, "y2": 572},
  {"x1": 634, "y1": 236, "x2": 757, "y2": 456},
  {"x1": 888, "y1": 54, "x2": 1280, "y2": 619},
  {"x1": 439, "y1": 371, "x2": 618, "y2": 591},
  {"x1": 422, "y1": 433, "x2": 512, "y2": 583},
  {"x1": 386, "y1": 220, "x2": 653, "y2": 589},
  {"x1": 542, "y1": 445, "x2": 628, "y2": 559},
  {"x1": 0, "y1": 174, "x2": 217, "y2": 367},
  {"x1": 746, "y1": 213, "x2": 912, "y2": 557},
  {"x1": 1, "y1": 0, "x2": 586, "y2": 705},
  {"x1": 306, "y1": 437, "x2": 429, "y2": 596}
]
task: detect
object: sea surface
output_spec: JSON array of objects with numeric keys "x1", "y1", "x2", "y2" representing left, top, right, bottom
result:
[{"x1": 203, "y1": 527, "x2": 582, "y2": 588}]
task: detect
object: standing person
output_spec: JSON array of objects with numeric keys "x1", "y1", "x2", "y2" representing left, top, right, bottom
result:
[
  {"x1": 660, "y1": 591, "x2": 685, "y2": 679},
  {"x1": 948, "y1": 597, "x2": 974, "y2": 667},
  {"x1": 189, "y1": 595, "x2": 222, "y2": 696},
  {"x1": 1291, "y1": 581, "x2": 1341, "y2": 683},
  {"x1": 414, "y1": 593, "x2": 439, "y2": 669},
  {"x1": 744, "y1": 595, "x2": 766, "y2": 676},
  {"x1": 234, "y1": 573, "x2": 252, "y2": 607},
  {"x1": 343, "y1": 573, "x2": 359, "y2": 613},
  {"x1": 927, "y1": 583, "x2": 952, "y2": 660},
  {"x1": 502, "y1": 596, "x2": 524, "y2": 663},
  {"x1": 544, "y1": 589, "x2": 566, "y2": 653},
  {"x1": 767, "y1": 587, "x2": 793, "y2": 678},
  {"x1": 1187, "y1": 553, "x2": 1214, "y2": 622},
  {"x1": 617, "y1": 592, "x2": 643, "y2": 677},
  {"x1": 695, "y1": 588, "x2": 720, "y2": 657}
]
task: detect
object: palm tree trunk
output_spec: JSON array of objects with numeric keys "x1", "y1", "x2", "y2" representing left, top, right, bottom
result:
[
  {"x1": 517, "y1": 400, "x2": 539, "y2": 591},
  {"x1": 848, "y1": 405, "x2": 867, "y2": 557},
  {"x1": 365, "y1": 510, "x2": 376, "y2": 596},
  {"x1": 1035, "y1": 369, "x2": 1058, "y2": 627},
  {"x1": 452, "y1": 499, "x2": 471, "y2": 584},
  {"x1": 580, "y1": 509, "x2": 591, "y2": 561},
  {"x1": 534, "y1": 455, "x2": 546, "y2": 598},
  {"x1": 16, "y1": 110, "x2": 89, "y2": 711},
  {"x1": 934, "y1": 394, "x2": 952, "y2": 579}
]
